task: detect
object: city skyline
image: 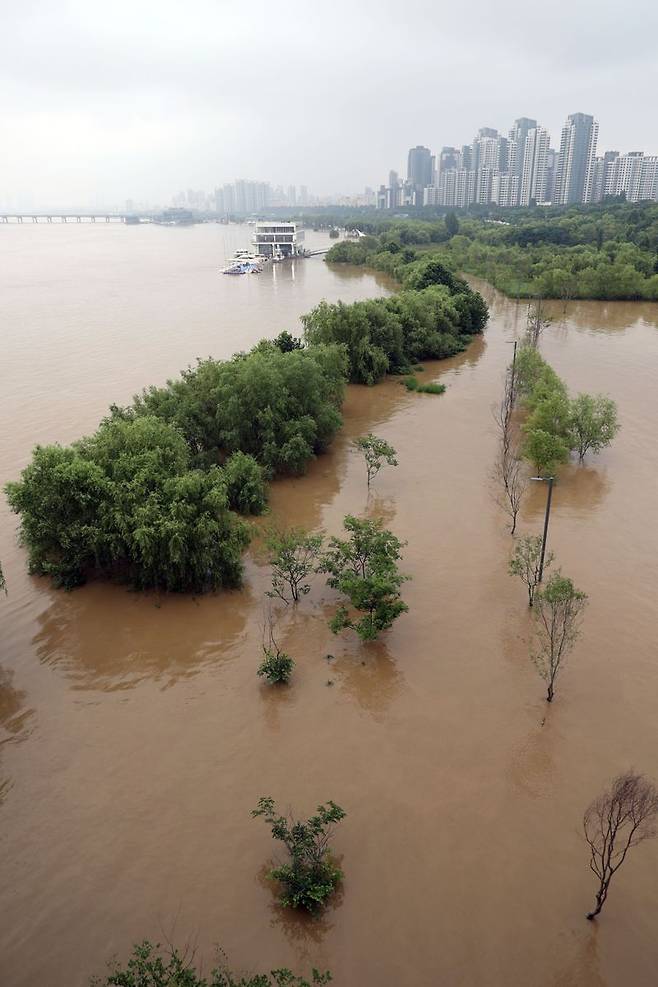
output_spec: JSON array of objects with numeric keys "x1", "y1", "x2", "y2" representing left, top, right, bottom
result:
[
  {"x1": 377, "y1": 109, "x2": 658, "y2": 210},
  {"x1": 3, "y1": 0, "x2": 658, "y2": 209}
]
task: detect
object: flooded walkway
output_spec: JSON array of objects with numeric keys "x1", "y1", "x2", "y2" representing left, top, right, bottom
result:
[{"x1": 1, "y1": 230, "x2": 658, "y2": 985}]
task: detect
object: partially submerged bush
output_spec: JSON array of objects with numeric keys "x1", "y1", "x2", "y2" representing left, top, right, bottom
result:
[
  {"x1": 320, "y1": 515, "x2": 409, "y2": 641},
  {"x1": 258, "y1": 648, "x2": 294, "y2": 685},
  {"x1": 402, "y1": 376, "x2": 446, "y2": 395},
  {"x1": 90, "y1": 939, "x2": 331, "y2": 986},
  {"x1": 252, "y1": 797, "x2": 346, "y2": 913}
]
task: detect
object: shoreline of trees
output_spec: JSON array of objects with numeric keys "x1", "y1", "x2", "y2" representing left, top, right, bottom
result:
[
  {"x1": 6, "y1": 264, "x2": 485, "y2": 593},
  {"x1": 321, "y1": 201, "x2": 658, "y2": 302}
]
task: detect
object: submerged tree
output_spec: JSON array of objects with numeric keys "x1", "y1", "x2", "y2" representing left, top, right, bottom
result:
[
  {"x1": 493, "y1": 436, "x2": 526, "y2": 536},
  {"x1": 525, "y1": 297, "x2": 552, "y2": 348},
  {"x1": 569, "y1": 394, "x2": 620, "y2": 462},
  {"x1": 584, "y1": 771, "x2": 658, "y2": 920},
  {"x1": 257, "y1": 609, "x2": 294, "y2": 685},
  {"x1": 252, "y1": 797, "x2": 346, "y2": 914},
  {"x1": 509, "y1": 535, "x2": 554, "y2": 606},
  {"x1": 265, "y1": 526, "x2": 323, "y2": 605},
  {"x1": 533, "y1": 572, "x2": 587, "y2": 702},
  {"x1": 91, "y1": 939, "x2": 331, "y2": 986},
  {"x1": 0, "y1": 561, "x2": 5, "y2": 595},
  {"x1": 352, "y1": 433, "x2": 398, "y2": 489},
  {"x1": 320, "y1": 515, "x2": 409, "y2": 641}
]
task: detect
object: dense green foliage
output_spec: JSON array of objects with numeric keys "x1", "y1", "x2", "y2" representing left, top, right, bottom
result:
[
  {"x1": 512, "y1": 345, "x2": 619, "y2": 474},
  {"x1": 322, "y1": 202, "x2": 658, "y2": 300},
  {"x1": 91, "y1": 940, "x2": 331, "y2": 987},
  {"x1": 5, "y1": 417, "x2": 251, "y2": 591},
  {"x1": 127, "y1": 344, "x2": 347, "y2": 476},
  {"x1": 440, "y1": 204, "x2": 658, "y2": 300},
  {"x1": 569, "y1": 394, "x2": 620, "y2": 462},
  {"x1": 222, "y1": 452, "x2": 268, "y2": 515},
  {"x1": 320, "y1": 516, "x2": 409, "y2": 641},
  {"x1": 265, "y1": 526, "x2": 323, "y2": 604},
  {"x1": 252, "y1": 797, "x2": 345, "y2": 913},
  {"x1": 5, "y1": 342, "x2": 350, "y2": 591},
  {"x1": 314, "y1": 244, "x2": 487, "y2": 384}
]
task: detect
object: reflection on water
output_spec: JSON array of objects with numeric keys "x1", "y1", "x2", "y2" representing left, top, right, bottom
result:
[
  {"x1": 0, "y1": 666, "x2": 35, "y2": 803},
  {"x1": 548, "y1": 931, "x2": 605, "y2": 987},
  {"x1": 508, "y1": 722, "x2": 557, "y2": 801},
  {"x1": 327, "y1": 636, "x2": 405, "y2": 716},
  {"x1": 522, "y1": 466, "x2": 611, "y2": 524},
  {"x1": 257, "y1": 861, "x2": 343, "y2": 959},
  {"x1": 31, "y1": 581, "x2": 254, "y2": 691}
]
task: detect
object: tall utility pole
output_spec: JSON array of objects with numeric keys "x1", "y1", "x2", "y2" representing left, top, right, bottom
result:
[{"x1": 531, "y1": 476, "x2": 555, "y2": 581}]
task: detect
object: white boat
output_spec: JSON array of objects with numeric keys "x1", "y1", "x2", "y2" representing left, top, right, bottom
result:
[{"x1": 221, "y1": 258, "x2": 262, "y2": 275}]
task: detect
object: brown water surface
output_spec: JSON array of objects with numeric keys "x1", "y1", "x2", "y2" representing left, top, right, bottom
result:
[{"x1": 1, "y1": 231, "x2": 658, "y2": 986}]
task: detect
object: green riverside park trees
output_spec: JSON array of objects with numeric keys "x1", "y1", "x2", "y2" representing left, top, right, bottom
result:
[
  {"x1": 318, "y1": 202, "x2": 658, "y2": 301},
  {"x1": 6, "y1": 255, "x2": 487, "y2": 592},
  {"x1": 510, "y1": 345, "x2": 620, "y2": 475},
  {"x1": 309, "y1": 249, "x2": 487, "y2": 384},
  {"x1": 320, "y1": 516, "x2": 409, "y2": 641}
]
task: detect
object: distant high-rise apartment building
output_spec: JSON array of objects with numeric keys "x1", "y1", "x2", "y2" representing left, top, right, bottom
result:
[
  {"x1": 508, "y1": 118, "x2": 537, "y2": 182},
  {"x1": 519, "y1": 126, "x2": 550, "y2": 205},
  {"x1": 602, "y1": 152, "x2": 658, "y2": 202},
  {"x1": 471, "y1": 129, "x2": 508, "y2": 174},
  {"x1": 438, "y1": 147, "x2": 460, "y2": 174},
  {"x1": 407, "y1": 146, "x2": 433, "y2": 204},
  {"x1": 553, "y1": 113, "x2": 599, "y2": 204}
]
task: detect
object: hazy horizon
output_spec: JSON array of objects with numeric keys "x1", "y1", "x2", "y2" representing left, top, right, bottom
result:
[{"x1": 3, "y1": 0, "x2": 657, "y2": 209}]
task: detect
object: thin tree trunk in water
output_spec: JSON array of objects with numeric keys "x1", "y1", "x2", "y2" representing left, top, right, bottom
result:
[
  {"x1": 511, "y1": 513, "x2": 517, "y2": 536},
  {"x1": 546, "y1": 682, "x2": 554, "y2": 702},
  {"x1": 587, "y1": 884, "x2": 607, "y2": 919}
]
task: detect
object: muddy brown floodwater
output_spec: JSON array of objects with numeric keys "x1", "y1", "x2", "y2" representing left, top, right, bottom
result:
[{"x1": 1, "y1": 227, "x2": 658, "y2": 987}]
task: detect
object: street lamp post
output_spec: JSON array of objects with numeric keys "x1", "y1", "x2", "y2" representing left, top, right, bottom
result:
[{"x1": 530, "y1": 475, "x2": 555, "y2": 582}]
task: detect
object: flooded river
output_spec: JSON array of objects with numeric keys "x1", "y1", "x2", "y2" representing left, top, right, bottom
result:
[{"x1": 1, "y1": 226, "x2": 658, "y2": 986}]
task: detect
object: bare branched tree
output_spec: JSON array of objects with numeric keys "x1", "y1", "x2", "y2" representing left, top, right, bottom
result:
[
  {"x1": 492, "y1": 436, "x2": 527, "y2": 536},
  {"x1": 526, "y1": 297, "x2": 552, "y2": 348},
  {"x1": 584, "y1": 771, "x2": 658, "y2": 920},
  {"x1": 492, "y1": 366, "x2": 516, "y2": 456},
  {"x1": 533, "y1": 572, "x2": 587, "y2": 702},
  {"x1": 491, "y1": 361, "x2": 526, "y2": 535}
]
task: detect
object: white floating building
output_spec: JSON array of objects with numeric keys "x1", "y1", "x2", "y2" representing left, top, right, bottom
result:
[{"x1": 252, "y1": 221, "x2": 304, "y2": 259}]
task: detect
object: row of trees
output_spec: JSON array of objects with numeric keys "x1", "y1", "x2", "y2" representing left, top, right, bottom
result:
[
  {"x1": 490, "y1": 323, "x2": 658, "y2": 920},
  {"x1": 514, "y1": 339, "x2": 620, "y2": 475}
]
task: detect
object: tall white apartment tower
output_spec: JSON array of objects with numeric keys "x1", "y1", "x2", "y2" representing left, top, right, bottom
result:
[
  {"x1": 553, "y1": 113, "x2": 599, "y2": 205},
  {"x1": 520, "y1": 127, "x2": 551, "y2": 205}
]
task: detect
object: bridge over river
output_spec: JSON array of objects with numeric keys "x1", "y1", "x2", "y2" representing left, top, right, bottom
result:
[{"x1": 0, "y1": 214, "x2": 131, "y2": 223}]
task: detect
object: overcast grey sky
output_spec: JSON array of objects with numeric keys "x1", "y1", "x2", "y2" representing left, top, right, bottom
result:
[{"x1": 2, "y1": 0, "x2": 657, "y2": 208}]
